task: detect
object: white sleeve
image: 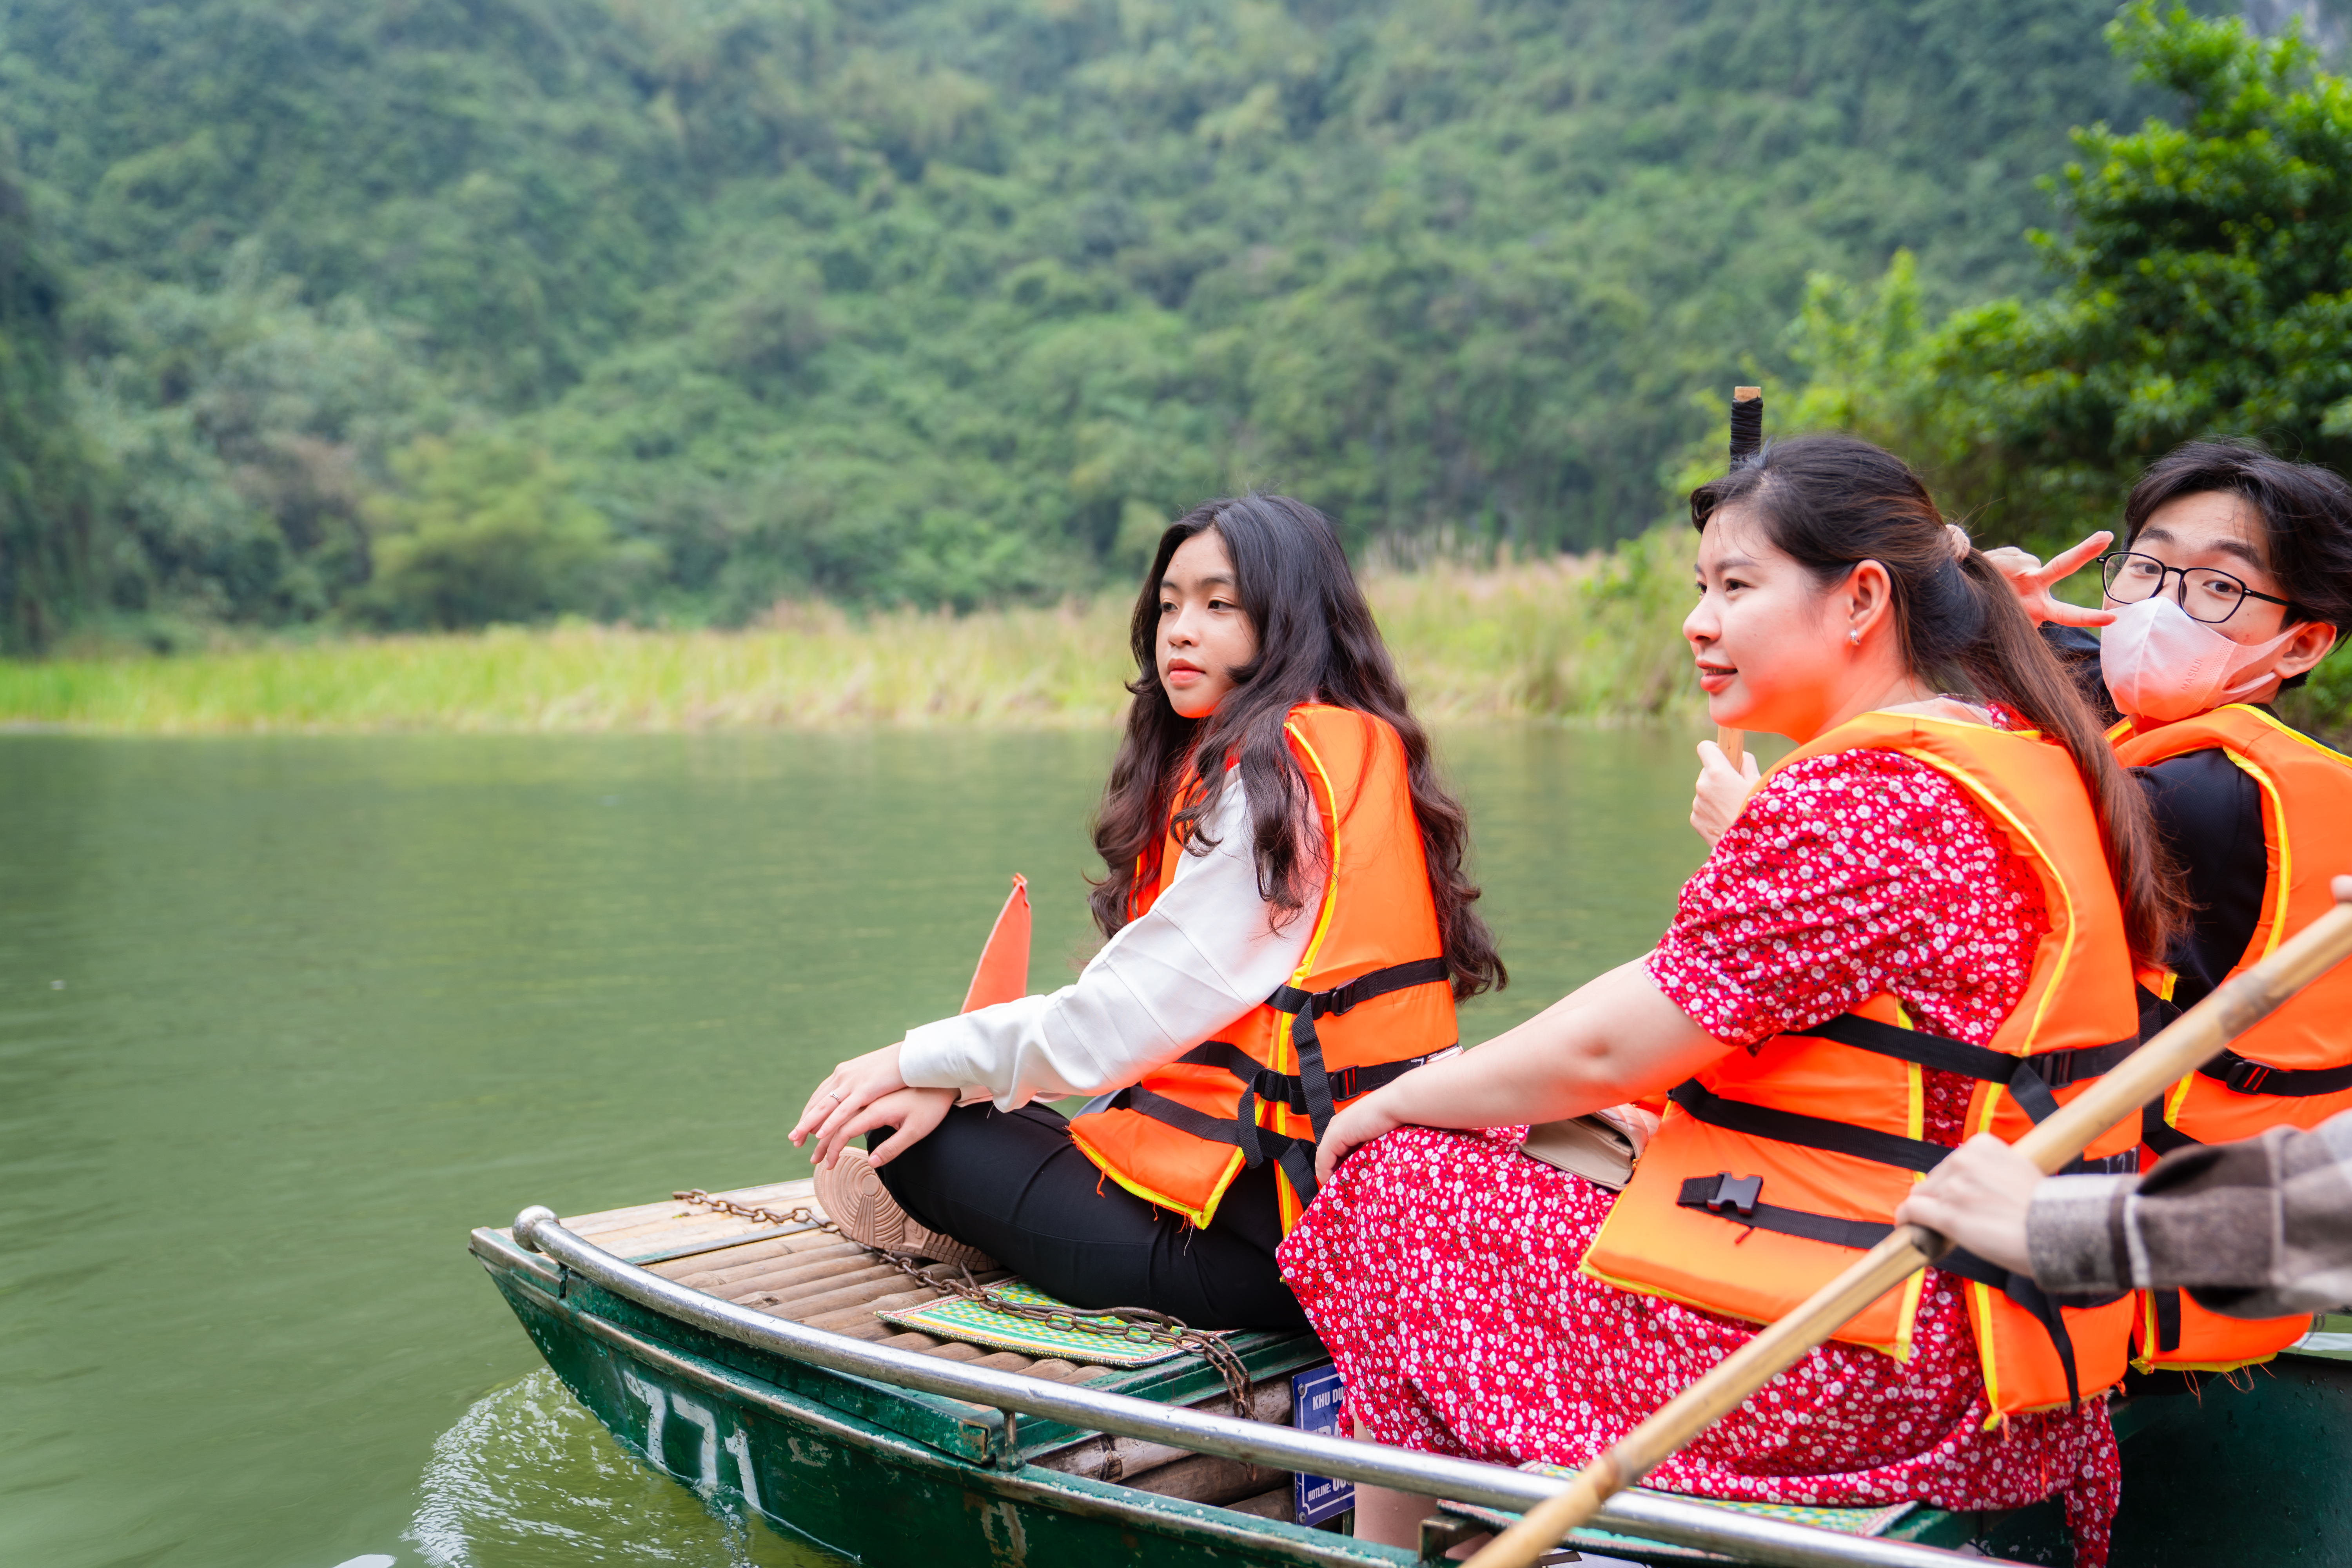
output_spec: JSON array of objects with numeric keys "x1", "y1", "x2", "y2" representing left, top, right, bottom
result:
[{"x1": 897, "y1": 776, "x2": 1318, "y2": 1106}]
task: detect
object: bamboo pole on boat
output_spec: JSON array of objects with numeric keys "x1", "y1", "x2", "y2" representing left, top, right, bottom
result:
[
  {"x1": 1711, "y1": 386, "x2": 1763, "y2": 773},
  {"x1": 1462, "y1": 890, "x2": 2352, "y2": 1568}
]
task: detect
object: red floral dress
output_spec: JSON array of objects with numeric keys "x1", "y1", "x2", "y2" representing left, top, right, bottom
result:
[{"x1": 1278, "y1": 742, "x2": 2124, "y2": 1567}]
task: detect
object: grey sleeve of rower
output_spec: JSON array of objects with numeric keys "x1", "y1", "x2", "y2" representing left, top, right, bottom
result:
[
  {"x1": 2025, "y1": 1110, "x2": 2352, "y2": 1317},
  {"x1": 2024, "y1": 1174, "x2": 2135, "y2": 1296}
]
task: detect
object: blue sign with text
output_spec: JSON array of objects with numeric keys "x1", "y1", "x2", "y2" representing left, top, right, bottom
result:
[{"x1": 1291, "y1": 1363, "x2": 1354, "y2": 1525}]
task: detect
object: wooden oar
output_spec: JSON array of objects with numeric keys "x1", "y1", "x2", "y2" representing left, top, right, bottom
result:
[{"x1": 1464, "y1": 889, "x2": 2352, "y2": 1568}]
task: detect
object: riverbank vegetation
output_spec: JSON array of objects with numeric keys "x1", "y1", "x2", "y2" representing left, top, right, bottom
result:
[{"x1": 0, "y1": 544, "x2": 1705, "y2": 730}]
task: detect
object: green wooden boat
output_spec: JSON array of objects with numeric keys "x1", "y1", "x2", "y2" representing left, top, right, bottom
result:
[{"x1": 470, "y1": 1180, "x2": 2352, "y2": 1568}]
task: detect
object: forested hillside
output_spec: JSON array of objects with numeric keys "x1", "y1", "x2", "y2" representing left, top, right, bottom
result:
[{"x1": 0, "y1": 0, "x2": 2174, "y2": 641}]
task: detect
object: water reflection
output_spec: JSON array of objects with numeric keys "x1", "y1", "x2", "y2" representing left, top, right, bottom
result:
[{"x1": 408, "y1": 1371, "x2": 828, "y2": 1568}]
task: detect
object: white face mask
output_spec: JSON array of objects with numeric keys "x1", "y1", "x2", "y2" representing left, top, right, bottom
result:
[{"x1": 2100, "y1": 594, "x2": 2298, "y2": 722}]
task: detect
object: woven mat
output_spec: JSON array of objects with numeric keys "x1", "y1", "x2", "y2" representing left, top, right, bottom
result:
[
  {"x1": 876, "y1": 1280, "x2": 1215, "y2": 1368},
  {"x1": 1443, "y1": 1462, "x2": 1916, "y2": 1539}
]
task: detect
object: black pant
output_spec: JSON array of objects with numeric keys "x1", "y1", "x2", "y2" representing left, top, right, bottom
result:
[{"x1": 871, "y1": 1101, "x2": 1308, "y2": 1331}]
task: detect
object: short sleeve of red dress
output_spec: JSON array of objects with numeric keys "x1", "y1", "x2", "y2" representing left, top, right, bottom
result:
[{"x1": 1645, "y1": 744, "x2": 2051, "y2": 1074}]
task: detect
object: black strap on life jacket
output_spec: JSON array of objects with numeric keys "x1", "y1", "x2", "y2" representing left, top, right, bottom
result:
[
  {"x1": 1098, "y1": 956, "x2": 1451, "y2": 1215},
  {"x1": 1108, "y1": 1085, "x2": 1325, "y2": 1209},
  {"x1": 1674, "y1": 1171, "x2": 2101, "y2": 1409},
  {"x1": 1667, "y1": 1080, "x2": 2140, "y2": 1180},
  {"x1": 1802, "y1": 1011, "x2": 2138, "y2": 1125},
  {"x1": 2136, "y1": 1048, "x2": 2352, "y2": 1164},
  {"x1": 2152, "y1": 1286, "x2": 2184, "y2": 1354},
  {"x1": 2194, "y1": 1048, "x2": 2352, "y2": 1098},
  {"x1": 1667, "y1": 1080, "x2": 1955, "y2": 1172},
  {"x1": 2140, "y1": 1102, "x2": 2201, "y2": 1158},
  {"x1": 1169, "y1": 1040, "x2": 1430, "y2": 1122},
  {"x1": 1265, "y1": 957, "x2": 1452, "y2": 1136}
]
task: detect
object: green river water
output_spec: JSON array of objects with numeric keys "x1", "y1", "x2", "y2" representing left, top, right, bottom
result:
[{"x1": 0, "y1": 728, "x2": 1709, "y2": 1568}]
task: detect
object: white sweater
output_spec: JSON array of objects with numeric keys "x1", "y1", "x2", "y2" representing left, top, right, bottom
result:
[{"x1": 898, "y1": 778, "x2": 1318, "y2": 1107}]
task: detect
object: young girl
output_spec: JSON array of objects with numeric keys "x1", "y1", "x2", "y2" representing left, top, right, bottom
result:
[
  {"x1": 1282, "y1": 436, "x2": 2178, "y2": 1568},
  {"x1": 788, "y1": 494, "x2": 1503, "y2": 1329}
]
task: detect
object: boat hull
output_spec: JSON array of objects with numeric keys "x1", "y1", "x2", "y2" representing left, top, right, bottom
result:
[
  {"x1": 485, "y1": 1254, "x2": 1406, "y2": 1568},
  {"x1": 476, "y1": 1213, "x2": 2352, "y2": 1567}
]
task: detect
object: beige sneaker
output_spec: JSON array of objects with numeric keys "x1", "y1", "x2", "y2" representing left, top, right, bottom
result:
[{"x1": 814, "y1": 1146, "x2": 998, "y2": 1272}]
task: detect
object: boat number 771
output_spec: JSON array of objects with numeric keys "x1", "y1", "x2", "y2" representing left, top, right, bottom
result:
[{"x1": 620, "y1": 1365, "x2": 764, "y2": 1511}]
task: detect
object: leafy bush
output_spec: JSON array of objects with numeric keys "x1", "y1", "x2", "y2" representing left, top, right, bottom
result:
[{"x1": 354, "y1": 438, "x2": 657, "y2": 630}]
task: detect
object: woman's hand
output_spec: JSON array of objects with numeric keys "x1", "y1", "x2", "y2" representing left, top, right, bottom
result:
[
  {"x1": 1691, "y1": 739, "x2": 1759, "y2": 847},
  {"x1": 1981, "y1": 531, "x2": 2116, "y2": 629},
  {"x1": 1893, "y1": 1133, "x2": 2042, "y2": 1278},
  {"x1": 812, "y1": 1085, "x2": 956, "y2": 1170},
  {"x1": 1316, "y1": 1085, "x2": 1405, "y2": 1185},
  {"x1": 790, "y1": 1044, "x2": 910, "y2": 1160}
]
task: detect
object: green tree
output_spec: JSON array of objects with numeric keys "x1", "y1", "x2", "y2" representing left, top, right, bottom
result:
[
  {"x1": 355, "y1": 437, "x2": 655, "y2": 629},
  {"x1": 75, "y1": 250, "x2": 445, "y2": 624},
  {"x1": 1948, "y1": 1, "x2": 2352, "y2": 535},
  {"x1": 0, "y1": 140, "x2": 97, "y2": 652}
]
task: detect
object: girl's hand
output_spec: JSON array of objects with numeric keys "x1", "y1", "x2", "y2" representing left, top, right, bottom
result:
[
  {"x1": 790, "y1": 1044, "x2": 910, "y2": 1158},
  {"x1": 1691, "y1": 739, "x2": 1759, "y2": 848},
  {"x1": 1316, "y1": 1087, "x2": 1404, "y2": 1185},
  {"x1": 813, "y1": 1085, "x2": 956, "y2": 1171},
  {"x1": 1893, "y1": 1133, "x2": 2041, "y2": 1278},
  {"x1": 1981, "y1": 531, "x2": 2116, "y2": 629}
]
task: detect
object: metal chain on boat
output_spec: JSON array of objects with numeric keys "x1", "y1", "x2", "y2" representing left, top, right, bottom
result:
[{"x1": 673, "y1": 1190, "x2": 1256, "y2": 1417}]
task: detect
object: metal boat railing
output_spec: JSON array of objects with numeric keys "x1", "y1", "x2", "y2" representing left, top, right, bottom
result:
[{"x1": 511, "y1": 1207, "x2": 2013, "y2": 1568}]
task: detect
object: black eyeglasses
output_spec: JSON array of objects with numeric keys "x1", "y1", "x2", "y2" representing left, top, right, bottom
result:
[{"x1": 2099, "y1": 550, "x2": 2296, "y2": 626}]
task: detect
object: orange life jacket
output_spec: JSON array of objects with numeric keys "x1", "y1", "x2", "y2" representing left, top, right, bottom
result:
[
  {"x1": 1579, "y1": 711, "x2": 2143, "y2": 1419},
  {"x1": 2111, "y1": 704, "x2": 2352, "y2": 1372},
  {"x1": 1067, "y1": 703, "x2": 1458, "y2": 1234}
]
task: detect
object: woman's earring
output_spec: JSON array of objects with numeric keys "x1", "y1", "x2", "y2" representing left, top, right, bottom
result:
[{"x1": 1848, "y1": 628, "x2": 1862, "y2": 647}]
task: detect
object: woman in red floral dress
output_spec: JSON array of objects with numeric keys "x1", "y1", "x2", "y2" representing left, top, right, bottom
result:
[{"x1": 1281, "y1": 437, "x2": 2181, "y2": 1568}]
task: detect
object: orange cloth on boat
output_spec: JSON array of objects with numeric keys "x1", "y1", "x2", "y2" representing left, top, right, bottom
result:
[
  {"x1": 1581, "y1": 710, "x2": 2142, "y2": 1418},
  {"x1": 2112, "y1": 703, "x2": 2352, "y2": 1371},
  {"x1": 1069, "y1": 703, "x2": 1458, "y2": 1233}
]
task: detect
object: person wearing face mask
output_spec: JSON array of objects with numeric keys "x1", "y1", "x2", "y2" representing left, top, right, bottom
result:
[
  {"x1": 1962, "y1": 441, "x2": 2352, "y2": 1378},
  {"x1": 786, "y1": 494, "x2": 1504, "y2": 1328},
  {"x1": 1288, "y1": 436, "x2": 2180, "y2": 1568}
]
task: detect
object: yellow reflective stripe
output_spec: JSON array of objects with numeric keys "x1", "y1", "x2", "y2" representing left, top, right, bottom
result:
[
  {"x1": 1275, "y1": 717, "x2": 1347, "y2": 1079},
  {"x1": 1967, "y1": 1278, "x2": 2004, "y2": 1426},
  {"x1": 2221, "y1": 702, "x2": 2352, "y2": 768},
  {"x1": 2232, "y1": 751, "x2": 2293, "y2": 960},
  {"x1": 1573, "y1": 1256, "x2": 1914, "y2": 1362},
  {"x1": 1065, "y1": 1129, "x2": 1242, "y2": 1231}
]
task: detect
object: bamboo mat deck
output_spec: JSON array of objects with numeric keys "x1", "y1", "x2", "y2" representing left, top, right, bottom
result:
[{"x1": 552, "y1": 1177, "x2": 1107, "y2": 1383}]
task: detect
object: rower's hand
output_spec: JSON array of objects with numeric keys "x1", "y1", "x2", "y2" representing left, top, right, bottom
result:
[
  {"x1": 790, "y1": 1043, "x2": 909, "y2": 1163},
  {"x1": 814, "y1": 1085, "x2": 956, "y2": 1171},
  {"x1": 1982, "y1": 532, "x2": 2116, "y2": 629},
  {"x1": 1893, "y1": 1133, "x2": 2041, "y2": 1278},
  {"x1": 1316, "y1": 1086, "x2": 1404, "y2": 1185},
  {"x1": 1691, "y1": 739, "x2": 1759, "y2": 848}
]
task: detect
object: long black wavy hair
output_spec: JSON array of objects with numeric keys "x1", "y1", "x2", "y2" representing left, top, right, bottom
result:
[{"x1": 1086, "y1": 495, "x2": 1506, "y2": 1002}]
